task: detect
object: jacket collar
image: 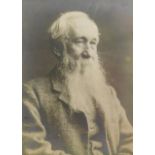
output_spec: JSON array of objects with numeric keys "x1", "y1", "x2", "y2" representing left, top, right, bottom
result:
[{"x1": 49, "y1": 67, "x2": 70, "y2": 105}]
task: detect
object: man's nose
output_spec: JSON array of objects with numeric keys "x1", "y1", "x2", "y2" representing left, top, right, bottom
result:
[{"x1": 85, "y1": 42, "x2": 91, "y2": 50}]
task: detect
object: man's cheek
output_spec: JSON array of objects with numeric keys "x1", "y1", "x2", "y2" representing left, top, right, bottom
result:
[
  {"x1": 67, "y1": 46, "x2": 81, "y2": 58},
  {"x1": 72, "y1": 50, "x2": 82, "y2": 60}
]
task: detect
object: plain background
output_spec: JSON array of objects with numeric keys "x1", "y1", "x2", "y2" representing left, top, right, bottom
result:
[
  {"x1": 23, "y1": 0, "x2": 133, "y2": 124},
  {"x1": 0, "y1": 0, "x2": 155, "y2": 155}
]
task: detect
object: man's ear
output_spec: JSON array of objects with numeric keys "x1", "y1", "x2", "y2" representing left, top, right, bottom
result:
[
  {"x1": 50, "y1": 38, "x2": 64, "y2": 57},
  {"x1": 53, "y1": 47, "x2": 62, "y2": 57}
]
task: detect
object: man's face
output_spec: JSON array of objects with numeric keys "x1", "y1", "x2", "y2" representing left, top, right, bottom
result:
[{"x1": 64, "y1": 19, "x2": 99, "y2": 67}]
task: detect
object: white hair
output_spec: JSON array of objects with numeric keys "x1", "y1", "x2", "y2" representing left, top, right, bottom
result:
[{"x1": 48, "y1": 11, "x2": 99, "y2": 40}]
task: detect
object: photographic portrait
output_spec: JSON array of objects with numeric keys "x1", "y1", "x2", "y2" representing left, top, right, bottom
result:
[{"x1": 22, "y1": 0, "x2": 133, "y2": 155}]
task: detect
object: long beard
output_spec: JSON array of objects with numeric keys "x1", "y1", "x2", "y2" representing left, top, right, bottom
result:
[{"x1": 58, "y1": 52, "x2": 109, "y2": 111}]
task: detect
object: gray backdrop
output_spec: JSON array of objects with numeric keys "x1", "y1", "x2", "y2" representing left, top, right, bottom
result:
[{"x1": 23, "y1": 0, "x2": 133, "y2": 123}]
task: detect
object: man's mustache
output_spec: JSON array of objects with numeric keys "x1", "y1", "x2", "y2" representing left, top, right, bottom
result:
[{"x1": 81, "y1": 51, "x2": 91, "y2": 59}]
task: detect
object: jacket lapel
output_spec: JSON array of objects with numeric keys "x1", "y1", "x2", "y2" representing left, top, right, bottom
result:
[
  {"x1": 49, "y1": 69, "x2": 70, "y2": 106},
  {"x1": 49, "y1": 70, "x2": 89, "y2": 155},
  {"x1": 95, "y1": 88, "x2": 120, "y2": 155}
]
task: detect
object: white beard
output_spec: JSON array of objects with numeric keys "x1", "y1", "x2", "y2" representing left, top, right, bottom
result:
[{"x1": 59, "y1": 52, "x2": 109, "y2": 112}]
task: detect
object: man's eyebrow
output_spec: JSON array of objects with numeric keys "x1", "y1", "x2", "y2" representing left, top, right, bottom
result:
[
  {"x1": 73, "y1": 36, "x2": 87, "y2": 41},
  {"x1": 76, "y1": 36, "x2": 86, "y2": 39},
  {"x1": 76, "y1": 37, "x2": 98, "y2": 40},
  {"x1": 92, "y1": 38, "x2": 97, "y2": 41},
  {"x1": 73, "y1": 36, "x2": 98, "y2": 42},
  {"x1": 91, "y1": 38, "x2": 99, "y2": 43}
]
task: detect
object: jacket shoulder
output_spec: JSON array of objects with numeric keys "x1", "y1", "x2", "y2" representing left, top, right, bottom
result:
[
  {"x1": 23, "y1": 76, "x2": 55, "y2": 108},
  {"x1": 23, "y1": 76, "x2": 51, "y2": 91},
  {"x1": 23, "y1": 76, "x2": 54, "y2": 101}
]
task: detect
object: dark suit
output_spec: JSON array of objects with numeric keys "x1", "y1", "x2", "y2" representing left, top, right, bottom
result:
[{"x1": 22, "y1": 70, "x2": 132, "y2": 155}]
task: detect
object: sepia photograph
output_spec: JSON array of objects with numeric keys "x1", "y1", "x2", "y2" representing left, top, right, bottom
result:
[{"x1": 22, "y1": 0, "x2": 133, "y2": 155}]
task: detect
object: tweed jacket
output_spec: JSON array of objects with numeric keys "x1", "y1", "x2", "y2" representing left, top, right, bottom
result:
[{"x1": 22, "y1": 70, "x2": 133, "y2": 155}]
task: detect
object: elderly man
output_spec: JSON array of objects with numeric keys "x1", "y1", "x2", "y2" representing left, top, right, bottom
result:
[{"x1": 23, "y1": 11, "x2": 132, "y2": 155}]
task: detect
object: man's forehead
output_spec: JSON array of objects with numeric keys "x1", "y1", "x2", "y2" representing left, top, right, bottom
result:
[{"x1": 67, "y1": 18, "x2": 99, "y2": 40}]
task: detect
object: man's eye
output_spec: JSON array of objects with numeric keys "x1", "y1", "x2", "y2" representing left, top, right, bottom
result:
[
  {"x1": 74, "y1": 39, "x2": 84, "y2": 44},
  {"x1": 90, "y1": 41, "x2": 97, "y2": 45}
]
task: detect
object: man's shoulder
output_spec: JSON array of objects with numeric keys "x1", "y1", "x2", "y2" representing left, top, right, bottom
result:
[{"x1": 23, "y1": 75, "x2": 52, "y2": 92}]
